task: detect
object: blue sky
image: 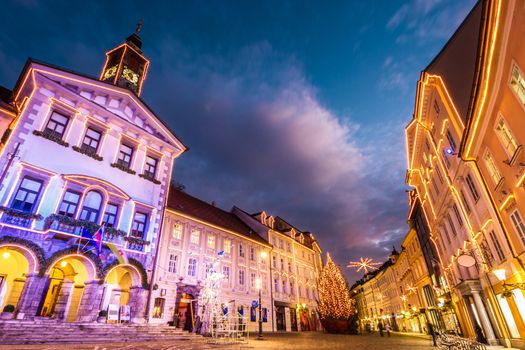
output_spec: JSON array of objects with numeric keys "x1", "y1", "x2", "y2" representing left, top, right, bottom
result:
[{"x1": 0, "y1": 0, "x2": 476, "y2": 282}]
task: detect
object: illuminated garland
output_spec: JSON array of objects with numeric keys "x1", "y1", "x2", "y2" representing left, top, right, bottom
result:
[{"x1": 318, "y1": 252, "x2": 355, "y2": 320}]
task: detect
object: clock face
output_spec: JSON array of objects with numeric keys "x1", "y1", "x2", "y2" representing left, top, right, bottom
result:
[
  {"x1": 103, "y1": 65, "x2": 118, "y2": 80},
  {"x1": 122, "y1": 66, "x2": 139, "y2": 85}
]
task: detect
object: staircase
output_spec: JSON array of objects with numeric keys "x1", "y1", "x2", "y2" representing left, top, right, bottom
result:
[{"x1": 0, "y1": 319, "x2": 201, "y2": 345}]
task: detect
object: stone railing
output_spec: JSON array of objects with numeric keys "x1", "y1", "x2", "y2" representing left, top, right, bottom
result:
[{"x1": 437, "y1": 334, "x2": 486, "y2": 350}]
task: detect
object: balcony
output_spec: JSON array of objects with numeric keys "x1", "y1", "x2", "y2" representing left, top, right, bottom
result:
[
  {"x1": 0, "y1": 206, "x2": 43, "y2": 228},
  {"x1": 44, "y1": 215, "x2": 127, "y2": 245},
  {"x1": 124, "y1": 236, "x2": 150, "y2": 252}
]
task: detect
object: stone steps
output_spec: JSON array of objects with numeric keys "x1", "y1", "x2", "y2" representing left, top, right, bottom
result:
[{"x1": 0, "y1": 320, "x2": 200, "y2": 344}]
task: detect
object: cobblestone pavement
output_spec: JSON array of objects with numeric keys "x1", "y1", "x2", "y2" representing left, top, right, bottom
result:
[{"x1": 0, "y1": 332, "x2": 436, "y2": 350}]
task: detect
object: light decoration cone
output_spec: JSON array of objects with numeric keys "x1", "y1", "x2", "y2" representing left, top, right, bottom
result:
[
  {"x1": 347, "y1": 257, "x2": 381, "y2": 273},
  {"x1": 318, "y1": 252, "x2": 355, "y2": 320}
]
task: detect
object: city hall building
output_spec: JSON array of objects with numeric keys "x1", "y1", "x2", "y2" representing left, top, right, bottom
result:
[{"x1": 0, "y1": 30, "x2": 186, "y2": 323}]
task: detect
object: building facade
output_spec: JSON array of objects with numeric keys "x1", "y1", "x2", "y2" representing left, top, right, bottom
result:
[
  {"x1": 405, "y1": 0, "x2": 525, "y2": 348},
  {"x1": 234, "y1": 208, "x2": 322, "y2": 332},
  {"x1": 151, "y1": 188, "x2": 273, "y2": 332},
  {"x1": 0, "y1": 31, "x2": 186, "y2": 323}
]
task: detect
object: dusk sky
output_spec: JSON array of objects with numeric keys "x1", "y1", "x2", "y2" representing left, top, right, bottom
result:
[{"x1": 0, "y1": 0, "x2": 476, "y2": 282}]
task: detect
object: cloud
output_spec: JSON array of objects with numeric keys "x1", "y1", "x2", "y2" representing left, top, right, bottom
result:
[{"x1": 146, "y1": 40, "x2": 408, "y2": 282}]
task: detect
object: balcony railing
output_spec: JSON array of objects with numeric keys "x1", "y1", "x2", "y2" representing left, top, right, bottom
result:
[{"x1": 0, "y1": 206, "x2": 43, "y2": 228}]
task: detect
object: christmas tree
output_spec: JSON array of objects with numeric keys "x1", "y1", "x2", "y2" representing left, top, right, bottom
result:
[{"x1": 318, "y1": 252, "x2": 354, "y2": 321}]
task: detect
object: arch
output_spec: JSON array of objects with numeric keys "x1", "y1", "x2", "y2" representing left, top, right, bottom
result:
[
  {"x1": 0, "y1": 246, "x2": 32, "y2": 310},
  {"x1": 0, "y1": 236, "x2": 45, "y2": 275},
  {"x1": 78, "y1": 190, "x2": 103, "y2": 222},
  {"x1": 104, "y1": 264, "x2": 142, "y2": 287},
  {"x1": 63, "y1": 174, "x2": 130, "y2": 200},
  {"x1": 44, "y1": 246, "x2": 102, "y2": 280},
  {"x1": 45, "y1": 253, "x2": 98, "y2": 281},
  {"x1": 102, "y1": 257, "x2": 148, "y2": 289},
  {"x1": 0, "y1": 244, "x2": 38, "y2": 274}
]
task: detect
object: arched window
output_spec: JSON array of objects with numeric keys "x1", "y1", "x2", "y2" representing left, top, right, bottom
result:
[{"x1": 79, "y1": 191, "x2": 103, "y2": 222}]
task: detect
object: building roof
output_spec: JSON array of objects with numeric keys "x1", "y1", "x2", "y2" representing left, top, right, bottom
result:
[
  {"x1": 251, "y1": 212, "x2": 317, "y2": 249},
  {"x1": 167, "y1": 187, "x2": 269, "y2": 246},
  {"x1": 425, "y1": 1, "x2": 484, "y2": 124},
  {"x1": 0, "y1": 85, "x2": 14, "y2": 113}
]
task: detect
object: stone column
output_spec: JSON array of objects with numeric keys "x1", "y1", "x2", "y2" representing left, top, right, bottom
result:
[
  {"x1": 76, "y1": 280, "x2": 105, "y2": 322},
  {"x1": 54, "y1": 280, "x2": 74, "y2": 321},
  {"x1": 472, "y1": 291, "x2": 497, "y2": 345},
  {"x1": 129, "y1": 286, "x2": 147, "y2": 323},
  {"x1": 16, "y1": 273, "x2": 48, "y2": 320}
]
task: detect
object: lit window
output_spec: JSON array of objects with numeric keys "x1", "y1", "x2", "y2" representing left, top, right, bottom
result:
[
  {"x1": 465, "y1": 174, "x2": 480, "y2": 202},
  {"x1": 172, "y1": 223, "x2": 182, "y2": 240},
  {"x1": 152, "y1": 297, "x2": 165, "y2": 318},
  {"x1": 168, "y1": 254, "x2": 178, "y2": 273},
  {"x1": 207, "y1": 235, "x2": 215, "y2": 249},
  {"x1": 187, "y1": 258, "x2": 197, "y2": 277},
  {"x1": 81, "y1": 127, "x2": 102, "y2": 155},
  {"x1": 510, "y1": 65, "x2": 525, "y2": 106},
  {"x1": 131, "y1": 212, "x2": 148, "y2": 238},
  {"x1": 103, "y1": 203, "x2": 119, "y2": 227},
  {"x1": 44, "y1": 111, "x2": 69, "y2": 139},
  {"x1": 224, "y1": 239, "x2": 231, "y2": 254},
  {"x1": 484, "y1": 151, "x2": 503, "y2": 185},
  {"x1": 79, "y1": 191, "x2": 103, "y2": 223},
  {"x1": 117, "y1": 143, "x2": 134, "y2": 168},
  {"x1": 510, "y1": 210, "x2": 525, "y2": 245},
  {"x1": 58, "y1": 190, "x2": 80, "y2": 217},
  {"x1": 495, "y1": 117, "x2": 519, "y2": 158},
  {"x1": 489, "y1": 230, "x2": 505, "y2": 261},
  {"x1": 11, "y1": 177, "x2": 43, "y2": 213},
  {"x1": 144, "y1": 155, "x2": 158, "y2": 178},
  {"x1": 190, "y1": 229, "x2": 200, "y2": 245}
]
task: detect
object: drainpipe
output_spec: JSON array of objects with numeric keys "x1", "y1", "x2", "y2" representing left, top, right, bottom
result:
[{"x1": 144, "y1": 159, "x2": 174, "y2": 323}]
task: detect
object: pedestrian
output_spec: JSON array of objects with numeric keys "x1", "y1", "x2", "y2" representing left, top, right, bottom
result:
[
  {"x1": 378, "y1": 320, "x2": 384, "y2": 337},
  {"x1": 385, "y1": 323, "x2": 391, "y2": 337}
]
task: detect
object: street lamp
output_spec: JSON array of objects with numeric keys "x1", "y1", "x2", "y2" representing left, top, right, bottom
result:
[{"x1": 257, "y1": 250, "x2": 267, "y2": 340}]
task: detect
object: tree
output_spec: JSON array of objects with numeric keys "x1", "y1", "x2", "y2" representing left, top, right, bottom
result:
[{"x1": 318, "y1": 252, "x2": 355, "y2": 321}]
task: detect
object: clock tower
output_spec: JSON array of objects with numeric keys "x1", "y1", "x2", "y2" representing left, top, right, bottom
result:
[{"x1": 100, "y1": 22, "x2": 149, "y2": 96}]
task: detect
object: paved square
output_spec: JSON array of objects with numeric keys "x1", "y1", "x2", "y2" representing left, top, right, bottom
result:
[{"x1": 0, "y1": 332, "x2": 435, "y2": 350}]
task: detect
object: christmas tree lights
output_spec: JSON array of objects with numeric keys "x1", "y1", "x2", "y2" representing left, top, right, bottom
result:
[{"x1": 318, "y1": 252, "x2": 355, "y2": 320}]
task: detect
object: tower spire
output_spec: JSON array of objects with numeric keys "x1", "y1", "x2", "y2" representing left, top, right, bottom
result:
[{"x1": 136, "y1": 19, "x2": 143, "y2": 34}]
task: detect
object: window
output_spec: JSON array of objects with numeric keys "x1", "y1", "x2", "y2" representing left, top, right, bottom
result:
[
  {"x1": 172, "y1": 223, "x2": 182, "y2": 240},
  {"x1": 441, "y1": 225, "x2": 451, "y2": 244},
  {"x1": 432, "y1": 179, "x2": 440, "y2": 195},
  {"x1": 205, "y1": 263, "x2": 214, "y2": 278},
  {"x1": 223, "y1": 266, "x2": 230, "y2": 281},
  {"x1": 290, "y1": 281, "x2": 295, "y2": 295},
  {"x1": 272, "y1": 256, "x2": 277, "y2": 268},
  {"x1": 286, "y1": 242, "x2": 291, "y2": 252},
  {"x1": 510, "y1": 65, "x2": 525, "y2": 105},
  {"x1": 288, "y1": 261, "x2": 292, "y2": 273},
  {"x1": 117, "y1": 143, "x2": 134, "y2": 168},
  {"x1": 58, "y1": 190, "x2": 80, "y2": 217},
  {"x1": 274, "y1": 278, "x2": 279, "y2": 292},
  {"x1": 495, "y1": 117, "x2": 519, "y2": 158},
  {"x1": 144, "y1": 155, "x2": 158, "y2": 178},
  {"x1": 298, "y1": 285, "x2": 302, "y2": 297},
  {"x1": 452, "y1": 204, "x2": 463, "y2": 227},
  {"x1": 446, "y1": 130, "x2": 457, "y2": 152},
  {"x1": 207, "y1": 235, "x2": 215, "y2": 249},
  {"x1": 484, "y1": 151, "x2": 503, "y2": 185},
  {"x1": 190, "y1": 229, "x2": 200, "y2": 245},
  {"x1": 168, "y1": 254, "x2": 178, "y2": 273},
  {"x1": 306, "y1": 287, "x2": 310, "y2": 299},
  {"x1": 102, "y1": 203, "x2": 118, "y2": 227},
  {"x1": 272, "y1": 237, "x2": 276, "y2": 246},
  {"x1": 435, "y1": 167, "x2": 444, "y2": 184},
  {"x1": 11, "y1": 177, "x2": 43, "y2": 212},
  {"x1": 282, "y1": 279, "x2": 287, "y2": 294},
  {"x1": 425, "y1": 139, "x2": 431, "y2": 152},
  {"x1": 224, "y1": 239, "x2": 231, "y2": 254},
  {"x1": 79, "y1": 191, "x2": 103, "y2": 222},
  {"x1": 239, "y1": 243, "x2": 245, "y2": 257},
  {"x1": 460, "y1": 190, "x2": 472, "y2": 214},
  {"x1": 489, "y1": 230, "x2": 505, "y2": 261},
  {"x1": 510, "y1": 210, "x2": 525, "y2": 245},
  {"x1": 433, "y1": 100, "x2": 440, "y2": 114},
  {"x1": 238, "y1": 270, "x2": 245, "y2": 286},
  {"x1": 447, "y1": 214, "x2": 457, "y2": 237},
  {"x1": 279, "y1": 239, "x2": 283, "y2": 249},
  {"x1": 250, "y1": 272, "x2": 256, "y2": 288},
  {"x1": 442, "y1": 149, "x2": 451, "y2": 168},
  {"x1": 152, "y1": 298, "x2": 165, "y2": 318},
  {"x1": 465, "y1": 174, "x2": 480, "y2": 202},
  {"x1": 44, "y1": 111, "x2": 69, "y2": 139},
  {"x1": 280, "y1": 258, "x2": 284, "y2": 270},
  {"x1": 81, "y1": 127, "x2": 102, "y2": 154},
  {"x1": 131, "y1": 212, "x2": 147, "y2": 238},
  {"x1": 187, "y1": 258, "x2": 197, "y2": 277}
]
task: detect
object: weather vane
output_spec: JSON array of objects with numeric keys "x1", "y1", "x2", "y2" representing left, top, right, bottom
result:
[{"x1": 347, "y1": 257, "x2": 381, "y2": 273}]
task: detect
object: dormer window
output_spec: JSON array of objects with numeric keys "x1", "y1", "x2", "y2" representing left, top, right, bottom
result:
[
  {"x1": 144, "y1": 155, "x2": 158, "y2": 178},
  {"x1": 79, "y1": 190, "x2": 103, "y2": 222},
  {"x1": 81, "y1": 127, "x2": 102, "y2": 155},
  {"x1": 117, "y1": 143, "x2": 134, "y2": 168},
  {"x1": 44, "y1": 111, "x2": 69, "y2": 139}
]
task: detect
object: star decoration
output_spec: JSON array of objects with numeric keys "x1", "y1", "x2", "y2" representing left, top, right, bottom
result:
[{"x1": 347, "y1": 257, "x2": 381, "y2": 273}]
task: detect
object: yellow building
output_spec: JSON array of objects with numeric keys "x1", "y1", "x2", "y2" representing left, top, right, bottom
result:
[{"x1": 405, "y1": 0, "x2": 525, "y2": 348}]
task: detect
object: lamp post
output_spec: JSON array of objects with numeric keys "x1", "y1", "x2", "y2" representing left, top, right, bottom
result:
[{"x1": 257, "y1": 251, "x2": 268, "y2": 340}]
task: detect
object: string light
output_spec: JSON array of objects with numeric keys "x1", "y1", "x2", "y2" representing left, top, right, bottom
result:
[
  {"x1": 347, "y1": 257, "x2": 381, "y2": 273},
  {"x1": 318, "y1": 253, "x2": 355, "y2": 320}
]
